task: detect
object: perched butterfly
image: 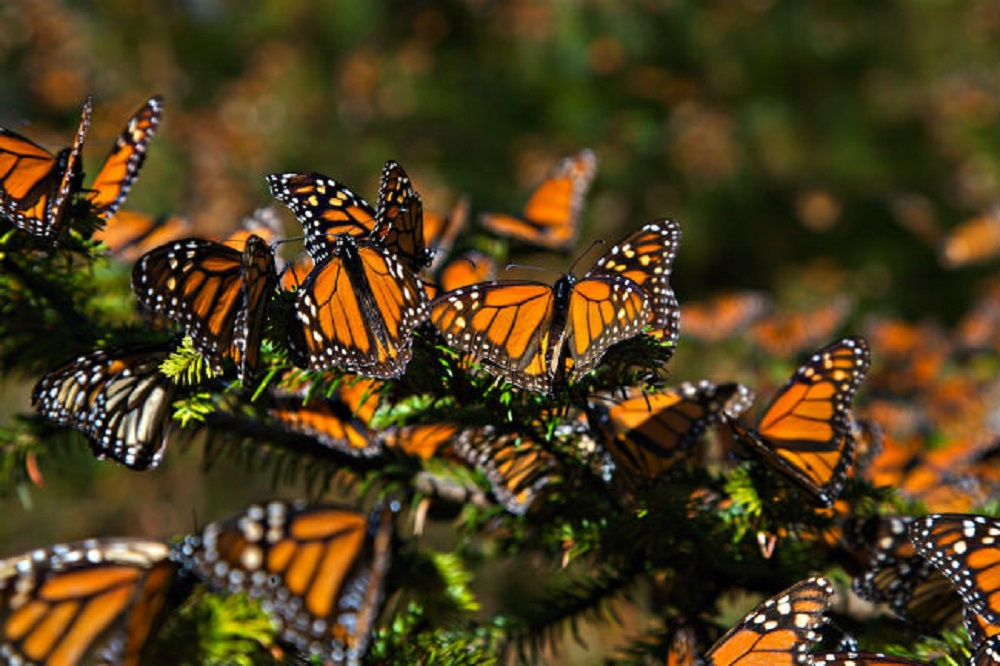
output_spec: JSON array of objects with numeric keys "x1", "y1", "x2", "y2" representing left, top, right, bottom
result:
[
  {"x1": 269, "y1": 377, "x2": 383, "y2": 457},
  {"x1": 430, "y1": 222, "x2": 680, "y2": 392},
  {"x1": 131, "y1": 235, "x2": 277, "y2": 384},
  {"x1": 748, "y1": 297, "x2": 853, "y2": 358},
  {"x1": 908, "y1": 514, "x2": 1000, "y2": 629},
  {"x1": 812, "y1": 654, "x2": 931, "y2": 665},
  {"x1": 32, "y1": 343, "x2": 177, "y2": 470},
  {"x1": 590, "y1": 381, "x2": 753, "y2": 484},
  {"x1": 480, "y1": 149, "x2": 596, "y2": 251},
  {"x1": 177, "y1": 500, "x2": 395, "y2": 666},
  {"x1": 0, "y1": 96, "x2": 90, "y2": 240},
  {"x1": 423, "y1": 195, "x2": 470, "y2": 273},
  {"x1": 965, "y1": 607, "x2": 1000, "y2": 666},
  {"x1": 84, "y1": 95, "x2": 163, "y2": 220},
  {"x1": 0, "y1": 538, "x2": 180, "y2": 666},
  {"x1": 728, "y1": 337, "x2": 871, "y2": 507},
  {"x1": 268, "y1": 170, "x2": 430, "y2": 378},
  {"x1": 452, "y1": 429, "x2": 557, "y2": 515},
  {"x1": 846, "y1": 515, "x2": 962, "y2": 631},
  {"x1": 94, "y1": 210, "x2": 192, "y2": 263},
  {"x1": 702, "y1": 576, "x2": 833, "y2": 666},
  {"x1": 680, "y1": 290, "x2": 770, "y2": 343},
  {"x1": 266, "y1": 160, "x2": 425, "y2": 271},
  {"x1": 437, "y1": 250, "x2": 498, "y2": 293}
]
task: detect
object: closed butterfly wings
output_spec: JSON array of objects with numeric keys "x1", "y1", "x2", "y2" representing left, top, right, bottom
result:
[
  {"x1": 32, "y1": 344, "x2": 177, "y2": 470},
  {"x1": 730, "y1": 337, "x2": 870, "y2": 507},
  {"x1": 0, "y1": 538, "x2": 178, "y2": 666},
  {"x1": 480, "y1": 149, "x2": 596, "y2": 251},
  {"x1": 131, "y1": 235, "x2": 277, "y2": 384},
  {"x1": 85, "y1": 95, "x2": 163, "y2": 220},
  {"x1": 178, "y1": 501, "x2": 394, "y2": 665},
  {"x1": 703, "y1": 576, "x2": 834, "y2": 666},
  {"x1": 0, "y1": 96, "x2": 90, "y2": 240}
]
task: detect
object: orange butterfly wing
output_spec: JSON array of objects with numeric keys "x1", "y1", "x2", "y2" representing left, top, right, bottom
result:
[
  {"x1": 178, "y1": 501, "x2": 394, "y2": 664},
  {"x1": 703, "y1": 576, "x2": 833, "y2": 666},
  {"x1": 452, "y1": 429, "x2": 557, "y2": 515},
  {"x1": 372, "y1": 159, "x2": 427, "y2": 272},
  {"x1": 94, "y1": 210, "x2": 192, "y2": 262},
  {"x1": 437, "y1": 251, "x2": 498, "y2": 293},
  {"x1": 480, "y1": 149, "x2": 596, "y2": 251},
  {"x1": 287, "y1": 235, "x2": 429, "y2": 378},
  {"x1": 0, "y1": 538, "x2": 178, "y2": 666},
  {"x1": 86, "y1": 96, "x2": 163, "y2": 219},
  {"x1": 0, "y1": 96, "x2": 90, "y2": 240},
  {"x1": 681, "y1": 291, "x2": 770, "y2": 343},
  {"x1": 732, "y1": 336, "x2": 870, "y2": 507}
]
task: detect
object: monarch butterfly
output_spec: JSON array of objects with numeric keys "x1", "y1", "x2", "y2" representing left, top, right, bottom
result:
[
  {"x1": 131, "y1": 235, "x2": 277, "y2": 385},
  {"x1": 0, "y1": 96, "x2": 90, "y2": 240},
  {"x1": 32, "y1": 343, "x2": 178, "y2": 470},
  {"x1": 812, "y1": 654, "x2": 931, "y2": 665},
  {"x1": 680, "y1": 290, "x2": 770, "y2": 343},
  {"x1": 93, "y1": 210, "x2": 192, "y2": 262},
  {"x1": 423, "y1": 195, "x2": 470, "y2": 273},
  {"x1": 908, "y1": 514, "x2": 1000, "y2": 629},
  {"x1": 846, "y1": 515, "x2": 962, "y2": 631},
  {"x1": 590, "y1": 381, "x2": 753, "y2": 484},
  {"x1": 480, "y1": 149, "x2": 596, "y2": 251},
  {"x1": 430, "y1": 221, "x2": 679, "y2": 392},
  {"x1": 452, "y1": 428, "x2": 557, "y2": 515},
  {"x1": 728, "y1": 337, "x2": 871, "y2": 507},
  {"x1": 702, "y1": 576, "x2": 833, "y2": 666},
  {"x1": 176, "y1": 500, "x2": 395, "y2": 666},
  {"x1": 266, "y1": 160, "x2": 426, "y2": 271},
  {"x1": 84, "y1": 95, "x2": 163, "y2": 220},
  {"x1": 0, "y1": 538, "x2": 180, "y2": 666},
  {"x1": 748, "y1": 297, "x2": 853, "y2": 358},
  {"x1": 269, "y1": 377, "x2": 383, "y2": 457},
  {"x1": 268, "y1": 171, "x2": 430, "y2": 378}
]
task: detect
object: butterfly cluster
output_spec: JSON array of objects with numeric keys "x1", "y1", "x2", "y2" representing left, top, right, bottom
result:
[{"x1": 4, "y1": 99, "x2": 999, "y2": 665}]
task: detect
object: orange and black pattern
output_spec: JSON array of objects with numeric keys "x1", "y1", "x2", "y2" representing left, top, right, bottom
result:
[
  {"x1": 0, "y1": 538, "x2": 177, "y2": 666},
  {"x1": 0, "y1": 96, "x2": 90, "y2": 240},
  {"x1": 702, "y1": 576, "x2": 833, "y2": 666},
  {"x1": 32, "y1": 344, "x2": 177, "y2": 470},
  {"x1": 479, "y1": 149, "x2": 596, "y2": 251},
  {"x1": 85, "y1": 96, "x2": 163, "y2": 220},
  {"x1": 131, "y1": 234, "x2": 277, "y2": 384},
  {"x1": 451, "y1": 429, "x2": 557, "y2": 515},
  {"x1": 177, "y1": 500, "x2": 395, "y2": 666},
  {"x1": 94, "y1": 210, "x2": 192, "y2": 263},
  {"x1": 372, "y1": 160, "x2": 427, "y2": 272},
  {"x1": 729, "y1": 337, "x2": 870, "y2": 507}
]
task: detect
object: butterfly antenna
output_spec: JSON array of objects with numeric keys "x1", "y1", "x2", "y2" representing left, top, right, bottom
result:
[
  {"x1": 567, "y1": 237, "x2": 606, "y2": 275},
  {"x1": 503, "y1": 261, "x2": 561, "y2": 279}
]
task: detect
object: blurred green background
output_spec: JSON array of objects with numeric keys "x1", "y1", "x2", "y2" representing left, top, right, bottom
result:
[{"x1": 0, "y1": 0, "x2": 996, "y2": 574}]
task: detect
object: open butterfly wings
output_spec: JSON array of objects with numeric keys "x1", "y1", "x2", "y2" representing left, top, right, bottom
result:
[
  {"x1": 732, "y1": 337, "x2": 871, "y2": 507},
  {"x1": 32, "y1": 344, "x2": 177, "y2": 470},
  {"x1": 0, "y1": 538, "x2": 177, "y2": 666},
  {"x1": 86, "y1": 96, "x2": 163, "y2": 220},
  {"x1": 0, "y1": 96, "x2": 91, "y2": 240},
  {"x1": 178, "y1": 501, "x2": 394, "y2": 665},
  {"x1": 131, "y1": 235, "x2": 277, "y2": 384},
  {"x1": 480, "y1": 148, "x2": 597, "y2": 251},
  {"x1": 908, "y1": 514, "x2": 1000, "y2": 631},
  {"x1": 703, "y1": 576, "x2": 834, "y2": 666}
]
